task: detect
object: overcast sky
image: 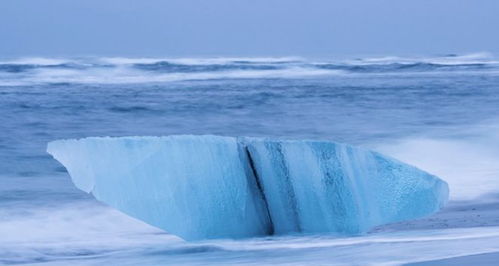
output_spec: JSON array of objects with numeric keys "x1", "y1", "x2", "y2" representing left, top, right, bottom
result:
[{"x1": 1, "y1": 0, "x2": 498, "y2": 57}]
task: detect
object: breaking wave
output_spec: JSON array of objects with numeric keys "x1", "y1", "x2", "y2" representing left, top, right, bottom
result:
[{"x1": 0, "y1": 53, "x2": 498, "y2": 86}]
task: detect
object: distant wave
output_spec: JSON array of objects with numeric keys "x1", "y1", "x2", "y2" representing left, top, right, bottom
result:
[
  {"x1": 0, "y1": 53, "x2": 497, "y2": 86},
  {"x1": 346, "y1": 52, "x2": 498, "y2": 65},
  {"x1": 99, "y1": 56, "x2": 303, "y2": 65},
  {"x1": 1, "y1": 67, "x2": 340, "y2": 86},
  {"x1": 0, "y1": 57, "x2": 73, "y2": 66}
]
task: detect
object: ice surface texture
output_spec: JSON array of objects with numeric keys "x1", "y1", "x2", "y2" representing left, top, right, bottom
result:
[{"x1": 47, "y1": 135, "x2": 448, "y2": 240}]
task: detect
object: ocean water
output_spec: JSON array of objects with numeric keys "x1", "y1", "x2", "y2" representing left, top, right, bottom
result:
[{"x1": 1, "y1": 53, "x2": 499, "y2": 265}]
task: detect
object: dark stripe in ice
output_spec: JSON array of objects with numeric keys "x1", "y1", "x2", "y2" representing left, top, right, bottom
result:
[
  {"x1": 263, "y1": 142, "x2": 302, "y2": 233},
  {"x1": 244, "y1": 146, "x2": 275, "y2": 235}
]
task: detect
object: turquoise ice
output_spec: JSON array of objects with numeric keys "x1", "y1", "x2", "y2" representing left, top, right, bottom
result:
[
  {"x1": 47, "y1": 136, "x2": 272, "y2": 240},
  {"x1": 246, "y1": 139, "x2": 449, "y2": 235},
  {"x1": 47, "y1": 135, "x2": 448, "y2": 240}
]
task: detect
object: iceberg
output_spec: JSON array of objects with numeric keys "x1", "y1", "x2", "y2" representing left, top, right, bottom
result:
[{"x1": 47, "y1": 135, "x2": 448, "y2": 240}]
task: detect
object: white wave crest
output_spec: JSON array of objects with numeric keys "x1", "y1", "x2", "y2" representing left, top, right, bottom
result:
[
  {"x1": 349, "y1": 52, "x2": 498, "y2": 65},
  {"x1": 99, "y1": 56, "x2": 303, "y2": 66},
  {"x1": 373, "y1": 122, "x2": 499, "y2": 201},
  {"x1": 3, "y1": 66, "x2": 342, "y2": 86},
  {"x1": 0, "y1": 57, "x2": 73, "y2": 66}
]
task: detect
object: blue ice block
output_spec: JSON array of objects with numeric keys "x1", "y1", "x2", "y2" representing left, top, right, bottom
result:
[{"x1": 48, "y1": 135, "x2": 448, "y2": 240}]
